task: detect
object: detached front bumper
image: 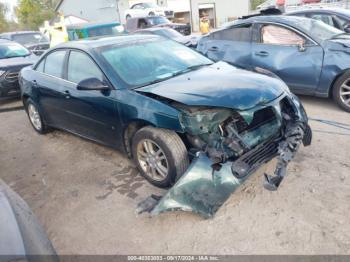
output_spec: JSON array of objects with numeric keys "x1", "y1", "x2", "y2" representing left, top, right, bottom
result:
[{"x1": 137, "y1": 94, "x2": 312, "y2": 218}]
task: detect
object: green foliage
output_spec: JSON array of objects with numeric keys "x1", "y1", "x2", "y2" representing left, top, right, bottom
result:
[
  {"x1": 16, "y1": 0, "x2": 59, "y2": 30},
  {"x1": 0, "y1": 3, "x2": 9, "y2": 33},
  {"x1": 251, "y1": 0, "x2": 268, "y2": 10}
]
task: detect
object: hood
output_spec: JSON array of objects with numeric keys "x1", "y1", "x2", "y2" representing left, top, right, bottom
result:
[
  {"x1": 174, "y1": 35, "x2": 199, "y2": 46},
  {"x1": 325, "y1": 37, "x2": 350, "y2": 52},
  {"x1": 137, "y1": 62, "x2": 287, "y2": 111},
  {"x1": 159, "y1": 23, "x2": 189, "y2": 29},
  {"x1": 0, "y1": 54, "x2": 38, "y2": 69}
]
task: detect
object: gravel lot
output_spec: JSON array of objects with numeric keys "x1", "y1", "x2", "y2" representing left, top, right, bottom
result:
[{"x1": 0, "y1": 96, "x2": 349, "y2": 255}]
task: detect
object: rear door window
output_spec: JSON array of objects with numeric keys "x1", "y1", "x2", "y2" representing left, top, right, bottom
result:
[
  {"x1": 211, "y1": 24, "x2": 251, "y2": 41},
  {"x1": 44, "y1": 50, "x2": 66, "y2": 78}
]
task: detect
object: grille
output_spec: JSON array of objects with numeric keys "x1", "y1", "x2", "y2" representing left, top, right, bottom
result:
[{"x1": 5, "y1": 72, "x2": 19, "y2": 82}]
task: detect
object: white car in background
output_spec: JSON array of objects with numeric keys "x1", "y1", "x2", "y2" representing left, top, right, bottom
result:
[{"x1": 125, "y1": 2, "x2": 174, "y2": 20}]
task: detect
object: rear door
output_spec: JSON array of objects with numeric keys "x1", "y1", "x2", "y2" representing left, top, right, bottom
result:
[
  {"x1": 251, "y1": 23, "x2": 324, "y2": 94},
  {"x1": 35, "y1": 49, "x2": 69, "y2": 127},
  {"x1": 202, "y1": 23, "x2": 253, "y2": 69}
]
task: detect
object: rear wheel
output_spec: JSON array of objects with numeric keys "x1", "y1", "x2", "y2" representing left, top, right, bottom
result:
[
  {"x1": 25, "y1": 99, "x2": 50, "y2": 134},
  {"x1": 126, "y1": 14, "x2": 131, "y2": 20},
  {"x1": 132, "y1": 126, "x2": 189, "y2": 188},
  {"x1": 333, "y1": 71, "x2": 350, "y2": 112},
  {"x1": 148, "y1": 12, "x2": 155, "y2": 16}
]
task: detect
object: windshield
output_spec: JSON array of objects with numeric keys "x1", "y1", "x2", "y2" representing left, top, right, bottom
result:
[
  {"x1": 100, "y1": 39, "x2": 212, "y2": 88},
  {"x1": 147, "y1": 16, "x2": 170, "y2": 25},
  {"x1": 296, "y1": 18, "x2": 343, "y2": 41},
  {"x1": 0, "y1": 42, "x2": 30, "y2": 59},
  {"x1": 155, "y1": 28, "x2": 183, "y2": 39},
  {"x1": 12, "y1": 33, "x2": 49, "y2": 45},
  {"x1": 143, "y1": 3, "x2": 158, "y2": 8}
]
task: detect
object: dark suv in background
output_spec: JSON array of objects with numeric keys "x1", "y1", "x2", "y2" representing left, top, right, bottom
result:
[
  {"x1": 126, "y1": 16, "x2": 191, "y2": 35},
  {"x1": 0, "y1": 31, "x2": 50, "y2": 56}
]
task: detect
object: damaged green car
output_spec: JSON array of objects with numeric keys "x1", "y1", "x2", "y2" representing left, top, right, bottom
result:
[{"x1": 20, "y1": 36, "x2": 312, "y2": 218}]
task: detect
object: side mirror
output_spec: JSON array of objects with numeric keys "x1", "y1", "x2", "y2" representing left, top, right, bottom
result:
[
  {"x1": 344, "y1": 24, "x2": 350, "y2": 33},
  {"x1": 77, "y1": 78, "x2": 110, "y2": 91},
  {"x1": 298, "y1": 42, "x2": 306, "y2": 52}
]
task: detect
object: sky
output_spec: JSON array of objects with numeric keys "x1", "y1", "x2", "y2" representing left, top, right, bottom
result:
[{"x1": 0, "y1": 0, "x2": 17, "y2": 20}]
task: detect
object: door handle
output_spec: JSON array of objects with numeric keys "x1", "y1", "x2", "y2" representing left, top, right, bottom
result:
[
  {"x1": 208, "y1": 46, "x2": 219, "y2": 52},
  {"x1": 255, "y1": 51, "x2": 269, "y2": 57},
  {"x1": 64, "y1": 90, "x2": 71, "y2": 99}
]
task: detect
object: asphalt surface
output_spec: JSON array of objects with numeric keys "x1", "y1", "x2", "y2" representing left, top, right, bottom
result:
[{"x1": 0, "y1": 96, "x2": 349, "y2": 255}]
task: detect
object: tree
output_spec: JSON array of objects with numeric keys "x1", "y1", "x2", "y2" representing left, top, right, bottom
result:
[
  {"x1": 15, "y1": 0, "x2": 59, "y2": 30},
  {"x1": 0, "y1": 3, "x2": 9, "y2": 33},
  {"x1": 251, "y1": 0, "x2": 268, "y2": 10}
]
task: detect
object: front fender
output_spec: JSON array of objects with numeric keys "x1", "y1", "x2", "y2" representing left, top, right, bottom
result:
[
  {"x1": 316, "y1": 44, "x2": 350, "y2": 97},
  {"x1": 116, "y1": 89, "x2": 183, "y2": 132}
]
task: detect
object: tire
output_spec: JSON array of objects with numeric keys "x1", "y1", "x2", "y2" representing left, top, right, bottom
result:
[
  {"x1": 132, "y1": 126, "x2": 189, "y2": 188},
  {"x1": 332, "y1": 70, "x2": 350, "y2": 112},
  {"x1": 148, "y1": 12, "x2": 155, "y2": 16},
  {"x1": 126, "y1": 14, "x2": 131, "y2": 20},
  {"x1": 24, "y1": 98, "x2": 50, "y2": 134}
]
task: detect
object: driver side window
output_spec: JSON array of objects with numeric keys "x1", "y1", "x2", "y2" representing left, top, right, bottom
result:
[
  {"x1": 67, "y1": 51, "x2": 104, "y2": 84},
  {"x1": 261, "y1": 25, "x2": 305, "y2": 46}
]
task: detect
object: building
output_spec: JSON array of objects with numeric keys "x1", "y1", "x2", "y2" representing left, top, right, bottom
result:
[
  {"x1": 55, "y1": 0, "x2": 251, "y2": 31},
  {"x1": 55, "y1": 0, "x2": 130, "y2": 24}
]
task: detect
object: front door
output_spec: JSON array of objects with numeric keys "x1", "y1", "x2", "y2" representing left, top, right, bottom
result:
[
  {"x1": 251, "y1": 23, "x2": 324, "y2": 94},
  {"x1": 60, "y1": 50, "x2": 120, "y2": 146}
]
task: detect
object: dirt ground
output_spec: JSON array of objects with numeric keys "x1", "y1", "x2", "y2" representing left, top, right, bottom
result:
[{"x1": 0, "y1": 96, "x2": 349, "y2": 255}]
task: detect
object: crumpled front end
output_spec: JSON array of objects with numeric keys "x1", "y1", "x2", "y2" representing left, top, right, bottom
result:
[{"x1": 137, "y1": 93, "x2": 312, "y2": 218}]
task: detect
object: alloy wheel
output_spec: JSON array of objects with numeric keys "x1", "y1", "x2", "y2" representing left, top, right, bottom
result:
[
  {"x1": 136, "y1": 139, "x2": 169, "y2": 182},
  {"x1": 340, "y1": 78, "x2": 350, "y2": 107},
  {"x1": 28, "y1": 104, "x2": 42, "y2": 131}
]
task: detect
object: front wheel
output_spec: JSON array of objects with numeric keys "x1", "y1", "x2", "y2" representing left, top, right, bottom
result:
[
  {"x1": 126, "y1": 14, "x2": 131, "y2": 20},
  {"x1": 132, "y1": 126, "x2": 189, "y2": 188},
  {"x1": 333, "y1": 71, "x2": 350, "y2": 112},
  {"x1": 148, "y1": 12, "x2": 155, "y2": 16},
  {"x1": 25, "y1": 99, "x2": 50, "y2": 134}
]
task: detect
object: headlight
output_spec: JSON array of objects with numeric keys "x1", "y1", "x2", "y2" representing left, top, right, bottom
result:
[{"x1": 0, "y1": 70, "x2": 6, "y2": 77}]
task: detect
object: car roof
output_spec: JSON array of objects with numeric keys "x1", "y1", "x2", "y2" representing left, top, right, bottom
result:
[
  {"x1": 0, "y1": 31, "x2": 41, "y2": 36},
  {"x1": 55, "y1": 34, "x2": 161, "y2": 51},
  {"x1": 288, "y1": 8, "x2": 350, "y2": 16},
  {"x1": 66, "y1": 21, "x2": 121, "y2": 30},
  {"x1": 234, "y1": 15, "x2": 313, "y2": 30}
]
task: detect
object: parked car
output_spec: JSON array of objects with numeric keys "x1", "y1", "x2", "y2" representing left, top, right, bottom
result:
[
  {"x1": 287, "y1": 8, "x2": 350, "y2": 32},
  {"x1": 0, "y1": 179, "x2": 57, "y2": 262},
  {"x1": 19, "y1": 35, "x2": 311, "y2": 217},
  {"x1": 126, "y1": 16, "x2": 191, "y2": 35},
  {"x1": 0, "y1": 39, "x2": 37, "y2": 99},
  {"x1": 66, "y1": 21, "x2": 126, "y2": 41},
  {"x1": 133, "y1": 27, "x2": 198, "y2": 47},
  {"x1": 0, "y1": 31, "x2": 50, "y2": 56},
  {"x1": 302, "y1": 0, "x2": 321, "y2": 3},
  {"x1": 125, "y1": 2, "x2": 174, "y2": 20},
  {"x1": 197, "y1": 15, "x2": 350, "y2": 112}
]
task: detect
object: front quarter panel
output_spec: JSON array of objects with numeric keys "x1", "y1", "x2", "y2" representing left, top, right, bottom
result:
[
  {"x1": 115, "y1": 89, "x2": 183, "y2": 132},
  {"x1": 317, "y1": 42, "x2": 350, "y2": 97}
]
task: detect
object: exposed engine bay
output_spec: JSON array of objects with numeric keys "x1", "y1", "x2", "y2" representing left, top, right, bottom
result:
[{"x1": 137, "y1": 94, "x2": 312, "y2": 218}]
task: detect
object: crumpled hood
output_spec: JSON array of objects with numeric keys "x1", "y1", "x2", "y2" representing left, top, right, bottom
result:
[
  {"x1": 0, "y1": 54, "x2": 38, "y2": 69},
  {"x1": 138, "y1": 61, "x2": 287, "y2": 111},
  {"x1": 326, "y1": 38, "x2": 350, "y2": 52}
]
